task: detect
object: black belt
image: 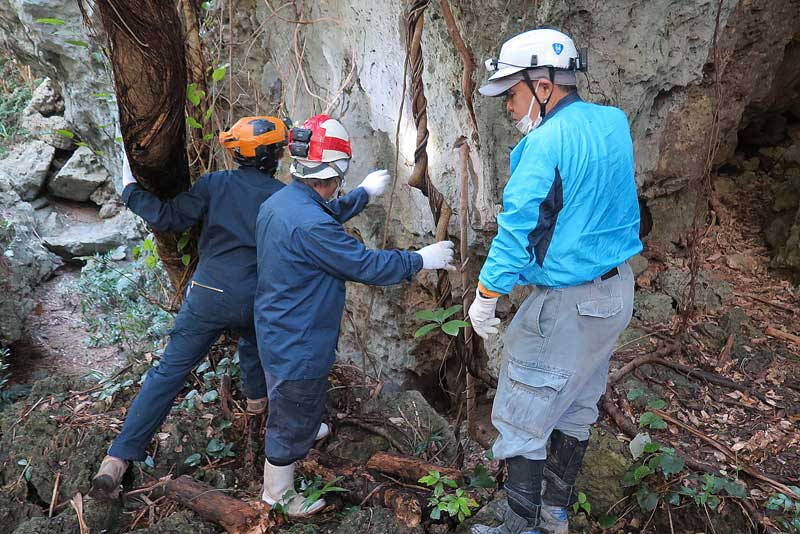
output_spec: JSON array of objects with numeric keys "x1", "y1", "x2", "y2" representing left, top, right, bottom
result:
[{"x1": 600, "y1": 267, "x2": 619, "y2": 281}]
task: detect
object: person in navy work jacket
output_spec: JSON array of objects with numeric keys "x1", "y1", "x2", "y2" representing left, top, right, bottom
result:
[
  {"x1": 92, "y1": 116, "x2": 290, "y2": 496},
  {"x1": 467, "y1": 29, "x2": 641, "y2": 534},
  {"x1": 254, "y1": 115, "x2": 457, "y2": 516}
]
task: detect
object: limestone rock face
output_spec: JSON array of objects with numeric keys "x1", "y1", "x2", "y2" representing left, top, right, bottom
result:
[
  {"x1": 0, "y1": 172, "x2": 60, "y2": 344},
  {"x1": 48, "y1": 146, "x2": 109, "y2": 202},
  {"x1": 0, "y1": 140, "x2": 55, "y2": 200}
]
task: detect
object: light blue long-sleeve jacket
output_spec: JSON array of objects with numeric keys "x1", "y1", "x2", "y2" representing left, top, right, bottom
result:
[{"x1": 479, "y1": 92, "x2": 642, "y2": 293}]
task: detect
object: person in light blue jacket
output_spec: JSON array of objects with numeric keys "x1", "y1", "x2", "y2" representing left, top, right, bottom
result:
[{"x1": 468, "y1": 29, "x2": 642, "y2": 534}]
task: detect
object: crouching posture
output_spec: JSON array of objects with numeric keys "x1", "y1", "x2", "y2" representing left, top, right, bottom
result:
[
  {"x1": 92, "y1": 117, "x2": 289, "y2": 495},
  {"x1": 254, "y1": 115, "x2": 456, "y2": 516},
  {"x1": 467, "y1": 29, "x2": 642, "y2": 534}
]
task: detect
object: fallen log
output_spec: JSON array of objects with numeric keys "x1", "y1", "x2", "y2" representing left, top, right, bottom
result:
[
  {"x1": 164, "y1": 475, "x2": 273, "y2": 534},
  {"x1": 298, "y1": 449, "x2": 429, "y2": 528},
  {"x1": 367, "y1": 451, "x2": 463, "y2": 485}
]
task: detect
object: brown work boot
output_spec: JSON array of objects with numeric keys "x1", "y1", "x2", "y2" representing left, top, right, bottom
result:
[{"x1": 91, "y1": 455, "x2": 129, "y2": 498}]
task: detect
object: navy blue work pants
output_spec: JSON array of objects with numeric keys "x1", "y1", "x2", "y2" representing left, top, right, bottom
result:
[{"x1": 109, "y1": 282, "x2": 267, "y2": 461}]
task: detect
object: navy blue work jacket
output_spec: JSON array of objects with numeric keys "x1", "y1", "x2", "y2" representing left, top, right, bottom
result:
[{"x1": 255, "y1": 180, "x2": 423, "y2": 379}]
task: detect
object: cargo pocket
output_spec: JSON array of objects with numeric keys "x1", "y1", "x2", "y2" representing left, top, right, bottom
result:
[
  {"x1": 493, "y1": 359, "x2": 571, "y2": 439},
  {"x1": 576, "y1": 296, "x2": 623, "y2": 318}
]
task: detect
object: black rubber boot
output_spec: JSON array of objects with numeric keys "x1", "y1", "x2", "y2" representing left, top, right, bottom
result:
[
  {"x1": 543, "y1": 430, "x2": 589, "y2": 506},
  {"x1": 471, "y1": 456, "x2": 543, "y2": 534}
]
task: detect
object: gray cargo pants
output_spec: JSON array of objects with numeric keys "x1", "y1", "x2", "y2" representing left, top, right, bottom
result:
[{"x1": 491, "y1": 262, "x2": 634, "y2": 460}]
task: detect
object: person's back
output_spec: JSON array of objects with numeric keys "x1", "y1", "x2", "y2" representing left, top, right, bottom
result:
[
  {"x1": 189, "y1": 166, "x2": 284, "y2": 294},
  {"x1": 510, "y1": 96, "x2": 640, "y2": 287},
  {"x1": 482, "y1": 93, "x2": 640, "y2": 291},
  {"x1": 253, "y1": 114, "x2": 455, "y2": 518},
  {"x1": 92, "y1": 116, "x2": 289, "y2": 498}
]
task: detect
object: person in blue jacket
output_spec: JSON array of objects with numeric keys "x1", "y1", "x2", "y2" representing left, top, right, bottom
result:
[
  {"x1": 467, "y1": 29, "x2": 642, "y2": 534},
  {"x1": 92, "y1": 116, "x2": 290, "y2": 496},
  {"x1": 254, "y1": 114, "x2": 456, "y2": 516}
]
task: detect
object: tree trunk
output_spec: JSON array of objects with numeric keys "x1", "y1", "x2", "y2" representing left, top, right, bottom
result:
[{"x1": 79, "y1": 0, "x2": 194, "y2": 292}]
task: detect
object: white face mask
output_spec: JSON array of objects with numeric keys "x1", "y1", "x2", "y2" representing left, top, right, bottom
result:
[{"x1": 515, "y1": 81, "x2": 542, "y2": 135}]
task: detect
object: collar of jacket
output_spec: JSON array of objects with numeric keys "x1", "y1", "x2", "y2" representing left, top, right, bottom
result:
[
  {"x1": 539, "y1": 90, "x2": 583, "y2": 127},
  {"x1": 289, "y1": 179, "x2": 336, "y2": 215}
]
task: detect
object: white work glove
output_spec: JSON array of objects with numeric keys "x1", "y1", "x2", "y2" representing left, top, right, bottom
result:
[
  {"x1": 468, "y1": 288, "x2": 501, "y2": 339},
  {"x1": 416, "y1": 240, "x2": 456, "y2": 271},
  {"x1": 358, "y1": 169, "x2": 390, "y2": 197},
  {"x1": 121, "y1": 150, "x2": 137, "y2": 188}
]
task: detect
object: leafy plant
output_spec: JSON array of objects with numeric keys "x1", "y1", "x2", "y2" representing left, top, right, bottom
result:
[
  {"x1": 419, "y1": 470, "x2": 478, "y2": 523},
  {"x1": 0, "y1": 58, "x2": 35, "y2": 156},
  {"x1": 300, "y1": 476, "x2": 349, "y2": 512},
  {"x1": 468, "y1": 464, "x2": 496, "y2": 489},
  {"x1": 84, "y1": 369, "x2": 136, "y2": 402},
  {"x1": 766, "y1": 490, "x2": 800, "y2": 533},
  {"x1": 76, "y1": 248, "x2": 174, "y2": 348},
  {"x1": 572, "y1": 491, "x2": 591, "y2": 516},
  {"x1": 414, "y1": 305, "x2": 470, "y2": 338},
  {"x1": 206, "y1": 437, "x2": 235, "y2": 459},
  {"x1": 414, "y1": 430, "x2": 445, "y2": 457}
]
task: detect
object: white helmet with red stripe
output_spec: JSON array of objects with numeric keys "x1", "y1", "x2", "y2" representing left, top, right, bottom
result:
[{"x1": 288, "y1": 114, "x2": 352, "y2": 180}]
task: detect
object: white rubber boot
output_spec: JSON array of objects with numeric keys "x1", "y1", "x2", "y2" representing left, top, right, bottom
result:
[
  {"x1": 261, "y1": 459, "x2": 326, "y2": 517},
  {"x1": 316, "y1": 422, "x2": 330, "y2": 440}
]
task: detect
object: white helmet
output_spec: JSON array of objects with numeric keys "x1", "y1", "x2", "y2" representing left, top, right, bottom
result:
[
  {"x1": 479, "y1": 28, "x2": 585, "y2": 97},
  {"x1": 289, "y1": 114, "x2": 352, "y2": 180}
]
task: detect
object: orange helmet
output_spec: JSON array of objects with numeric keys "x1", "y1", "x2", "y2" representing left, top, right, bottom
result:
[{"x1": 218, "y1": 116, "x2": 290, "y2": 168}]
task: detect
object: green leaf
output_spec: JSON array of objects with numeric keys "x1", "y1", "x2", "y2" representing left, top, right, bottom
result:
[
  {"x1": 598, "y1": 515, "x2": 617, "y2": 528},
  {"x1": 626, "y1": 387, "x2": 645, "y2": 401},
  {"x1": 187, "y1": 117, "x2": 202, "y2": 129},
  {"x1": 418, "y1": 474, "x2": 438, "y2": 487},
  {"x1": 643, "y1": 442, "x2": 660, "y2": 454},
  {"x1": 177, "y1": 233, "x2": 190, "y2": 251},
  {"x1": 184, "y1": 453, "x2": 202, "y2": 466},
  {"x1": 201, "y1": 1, "x2": 212, "y2": 9},
  {"x1": 201, "y1": 390, "x2": 219, "y2": 403},
  {"x1": 442, "y1": 476, "x2": 458, "y2": 488},
  {"x1": 186, "y1": 83, "x2": 204, "y2": 106},
  {"x1": 65, "y1": 39, "x2": 89, "y2": 48},
  {"x1": 437, "y1": 304, "x2": 462, "y2": 322},
  {"x1": 212, "y1": 66, "x2": 227, "y2": 82},
  {"x1": 17, "y1": 459, "x2": 28, "y2": 466},
  {"x1": 578, "y1": 492, "x2": 587, "y2": 504},
  {"x1": 581, "y1": 501, "x2": 591, "y2": 514},
  {"x1": 639, "y1": 412, "x2": 666, "y2": 429},
  {"x1": 203, "y1": 132, "x2": 215, "y2": 142},
  {"x1": 659, "y1": 454, "x2": 686, "y2": 477},
  {"x1": 55, "y1": 129, "x2": 74, "y2": 139},
  {"x1": 114, "y1": 136, "x2": 123, "y2": 143},
  {"x1": 468, "y1": 464, "x2": 496, "y2": 489},
  {"x1": 143, "y1": 238, "x2": 154, "y2": 252},
  {"x1": 414, "y1": 309, "x2": 439, "y2": 322},
  {"x1": 144, "y1": 456, "x2": 155, "y2": 469},
  {"x1": 204, "y1": 107, "x2": 213, "y2": 123},
  {"x1": 36, "y1": 17, "x2": 65, "y2": 25},
  {"x1": 633, "y1": 465, "x2": 652, "y2": 482},
  {"x1": 75, "y1": 142, "x2": 89, "y2": 148},
  {"x1": 414, "y1": 323, "x2": 439, "y2": 338},
  {"x1": 206, "y1": 438, "x2": 225, "y2": 454},
  {"x1": 636, "y1": 486, "x2": 659, "y2": 512},
  {"x1": 650, "y1": 418, "x2": 668, "y2": 429},
  {"x1": 723, "y1": 480, "x2": 748, "y2": 498},
  {"x1": 430, "y1": 507, "x2": 441, "y2": 520},
  {"x1": 145, "y1": 255, "x2": 157, "y2": 269},
  {"x1": 647, "y1": 399, "x2": 667, "y2": 409},
  {"x1": 442, "y1": 320, "x2": 469, "y2": 336},
  {"x1": 181, "y1": 254, "x2": 191, "y2": 267},
  {"x1": 667, "y1": 492, "x2": 681, "y2": 505}
]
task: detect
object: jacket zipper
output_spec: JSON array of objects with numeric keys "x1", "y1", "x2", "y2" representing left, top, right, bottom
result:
[{"x1": 191, "y1": 280, "x2": 224, "y2": 293}]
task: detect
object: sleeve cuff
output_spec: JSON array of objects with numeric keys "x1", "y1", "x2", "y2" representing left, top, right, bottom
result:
[
  {"x1": 477, "y1": 280, "x2": 505, "y2": 299},
  {"x1": 121, "y1": 183, "x2": 139, "y2": 205}
]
